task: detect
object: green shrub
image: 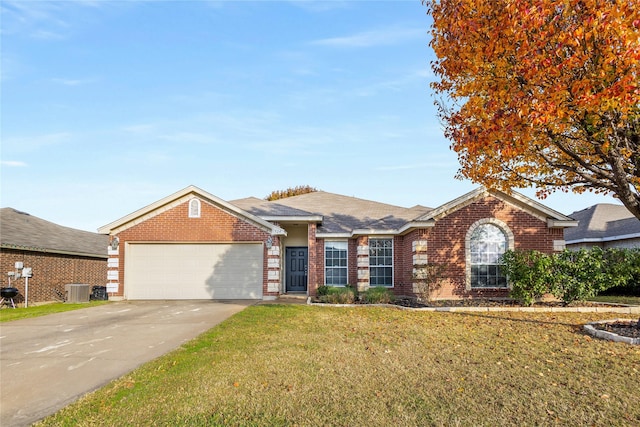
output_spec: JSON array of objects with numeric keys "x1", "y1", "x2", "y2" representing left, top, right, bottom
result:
[
  {"x1": 316, "y1": 285, "x2": 329, "y2": 297},
  {"x1": 318, "y1": 286, "x2": 356, "y2": 304},
  {"x1": 501, "y1": 248, "x2": 640, "y2": 305},
  {"x1": 362, "y1": 286, "x2": 395, "y2": 304},
  {"x1": 550, "y1": 248, "x2": 636, "y2": 304},
  {"x1": 501, "y1": 250, "x2": 552, "y2": 306}
]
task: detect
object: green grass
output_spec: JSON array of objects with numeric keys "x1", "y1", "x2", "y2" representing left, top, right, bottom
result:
[
  {"x1": 39, "y1": 305, "x2": 640, "y2": 427},
  {"x1": 588, "y1": 295, "x2": 640, "y2": 306},
  {"x1": 0, "y1": 301, "x2": 110, "y2": 322}
]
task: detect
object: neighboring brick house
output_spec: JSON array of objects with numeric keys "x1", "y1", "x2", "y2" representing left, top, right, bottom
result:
[
  {"x1": 0, "y1": 208, "x2": 108, "y2": 304},
  {"x1": 98, "y1": 185, "x2": 576, "y2": 301},
  {"x1": 566, "y1": 204, "x2": 640, "y2": 250}
]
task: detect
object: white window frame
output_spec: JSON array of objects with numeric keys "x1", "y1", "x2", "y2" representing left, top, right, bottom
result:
[
  {"x1": 368, "y1": 237, "x2": 394, "y2": 287},
  {"x1": 188, "y1": 198, "x2": 201, "y2": 218},
  {"x1": 324, "y1": 240, "x2": 348, "y2": 286},
  {"x1": 465, "y1": 218, "x2": 514, "y2": 290}
]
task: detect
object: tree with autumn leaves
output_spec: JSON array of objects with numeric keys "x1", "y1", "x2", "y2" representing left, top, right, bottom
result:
[
  {"x1": 425, "y1": 0, "x2": 640, "y2": 219},
  {"x1": 265, "y1": 185, "x2": 318, "y2": 201}
]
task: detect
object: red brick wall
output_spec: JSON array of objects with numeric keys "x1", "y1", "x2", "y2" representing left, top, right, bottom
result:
[
  {"x1": 308, "y1": 224, "x2": 322, "y2": 296},
  {"x1": 395, "y1": 231, "x2": 421, "y2": 296},
  {"x1": 423, "y1": 195, "x2": 561, "y2": 299},
  {"x1": 112, "y1": 200, "x2": 270, "y2": 298},
  {"x1": 0, "y1": 248, "x2": 107, "y2": 304},
  {"x1": 348, "y1": 239, "x2": 358, "y2": 286}
]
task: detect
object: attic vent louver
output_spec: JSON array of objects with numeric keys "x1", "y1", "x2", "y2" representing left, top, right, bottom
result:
[{"x1": 189, "y1": 198, "x2": 201, "y2": 218}]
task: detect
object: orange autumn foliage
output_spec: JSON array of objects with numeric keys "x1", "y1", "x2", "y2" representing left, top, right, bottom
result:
[{"x1": 425, "y1": 0, "x2": 640, "y2": 219}]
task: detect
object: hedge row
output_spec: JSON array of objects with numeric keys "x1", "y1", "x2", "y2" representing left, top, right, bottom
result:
[{"x1": 501, "y1": 248, "x2": 640, "y2": 305}]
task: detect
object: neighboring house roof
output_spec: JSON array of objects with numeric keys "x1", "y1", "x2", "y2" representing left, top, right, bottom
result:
[
  {"x1": 98, "y1": 185, "x2": 287, "y2": 236},
  {"x1": 0, "y1": 208, "x2": 108, "y2": 258},
  {"x1": 233, "y1": 191, "x2": 432, "y2": 236},
  {"x1": 565, "y1": 204, "x2": 640, "y2": 244}
]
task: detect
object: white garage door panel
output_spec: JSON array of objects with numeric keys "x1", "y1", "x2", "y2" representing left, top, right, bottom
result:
[{"x1": 126, "y1": 244, "x2": 263, "y2": 300}]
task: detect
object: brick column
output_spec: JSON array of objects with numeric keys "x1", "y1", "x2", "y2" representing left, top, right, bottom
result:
[
  {"x1": 356, "y1": 236, "x2": 369, "y2": 292},
  {"x1": 307, "y1": 223, "x2": 318, "y2": 296},
  {"x1": 411, "y1": 239, "x2": 429, "y2": 294},
  {"x1": 266, "y1": 236, "x2": 281, "y2": 295}
]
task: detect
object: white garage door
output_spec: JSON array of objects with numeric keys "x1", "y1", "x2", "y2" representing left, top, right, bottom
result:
[{"x1": 125, "y1": 243, "x2": 263, "y2": 300}]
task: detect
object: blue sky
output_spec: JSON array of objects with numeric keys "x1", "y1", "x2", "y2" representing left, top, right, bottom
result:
[{"x1": 1, "y1": 0, "x2": 620, "y2": 232}]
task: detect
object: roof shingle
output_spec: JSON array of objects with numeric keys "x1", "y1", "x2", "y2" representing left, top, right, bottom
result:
[
  {"x1": 565, "y1": 204, "x2": 640, "y2": 243},
  {"x1": 0, "y1": 208, "x2": 108, "y2": 258},
  {"x1": 232, "y1": 191, "x2": 432, "y2": 233}
]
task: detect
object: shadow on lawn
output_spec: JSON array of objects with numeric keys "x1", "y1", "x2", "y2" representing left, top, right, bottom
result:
[{"x1": 447, "y1": 310, "x2": 583, "y2": 330}]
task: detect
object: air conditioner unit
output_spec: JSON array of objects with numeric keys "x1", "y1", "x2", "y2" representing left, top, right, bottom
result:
[{"x1": 65, "y1": 284, "x2": 90, "y2": 303}]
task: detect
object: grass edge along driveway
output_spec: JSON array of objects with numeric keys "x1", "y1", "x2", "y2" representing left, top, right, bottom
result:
[{"x1": 39, "y1": 305, "x2": 640, "y2": 427}]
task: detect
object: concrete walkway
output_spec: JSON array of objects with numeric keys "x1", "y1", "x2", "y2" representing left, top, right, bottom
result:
[{"x1": 0, "y1": 300, "x2": 255, "y2": 427}]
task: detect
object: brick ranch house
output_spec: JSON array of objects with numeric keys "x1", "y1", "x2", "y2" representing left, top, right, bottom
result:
[
  {"x1": 0, "y1": 208, "x2": 108, "y2": 304},
  {"x1": 98, "y1": 186, "x2": 577, "y2": 301}
]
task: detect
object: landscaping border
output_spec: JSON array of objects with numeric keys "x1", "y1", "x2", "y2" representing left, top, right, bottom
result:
[{"x1": 583, "y1": 319, "x2": 640, "y2": 345}]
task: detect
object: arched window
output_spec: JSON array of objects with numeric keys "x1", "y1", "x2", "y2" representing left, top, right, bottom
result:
[
  {"x1": 467, "y1": 221, "x2": 511, "y2": 289},
  {"x1": 188, "y1": 198, "x2": 201, "y2": 218}
]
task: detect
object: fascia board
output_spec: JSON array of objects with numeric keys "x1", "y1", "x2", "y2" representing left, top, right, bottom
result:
[
  {"x1": 351, "y1": 229, "x2": 398, "y2": 236},
  {"x1": 565, "y1": 238, "x2": 603, "y2": 244},
  {"x1": 417, "y1": 187, "x2": 487, "y2": 220},
  {"x1": 260, "y1": 215, "x2": 323, "y2": 223},
  {"x1": 316, "y1": 233, "x2": 352, "y2": 239},
  {"x1": 398, "y1": 221, "x2": 436, "y2": 235},
  {"x1": 566, "y1": 233, "x2": 640, "y2": 244},
  {"x1": 505, "y1": 190, "x2": 575, "y2": 222},
  {"x1": 0, "y1": 243, "x2": 108, "y2": 259},
  {"x1": 547, "y1": 219, "x2": 579, "y2": 228}
]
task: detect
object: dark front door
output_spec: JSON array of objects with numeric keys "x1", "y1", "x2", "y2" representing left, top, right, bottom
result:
[{"x1": 286, "y1": 247, "x2": 308, "y2": 292}]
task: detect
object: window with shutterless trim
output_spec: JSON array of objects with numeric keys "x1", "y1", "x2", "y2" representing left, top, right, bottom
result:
[
  {"x1": 325, "y1": 241, "x2": 348, "y2": 286},
  {"x1": 469, "y1": 223, "x2": 508, "y2": 288},
  {"x1": 369, "y1": 238, "x2": 393, "y2": 287},
  {"x1": 188, "y1": 198, "x2": 201, "y2": 218}
]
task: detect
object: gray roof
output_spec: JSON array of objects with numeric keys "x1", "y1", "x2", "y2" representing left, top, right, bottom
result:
[
  {"x1": 0, "y1": 208, "x2": 108, "y2": 258},
  {"x1": 565, "y1": 204, "x2": 640, "y2": 243},
  {"x1": 230, "y1": 197, "x2": 317, "y2": 218},
  {"x1": 232, "y1": 191, "x2": 432, "y2": 234}
]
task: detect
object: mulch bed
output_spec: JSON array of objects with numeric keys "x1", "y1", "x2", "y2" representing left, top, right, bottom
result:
[{"x1": 591, "y1": 320, "x2": 640, "y2": 339}]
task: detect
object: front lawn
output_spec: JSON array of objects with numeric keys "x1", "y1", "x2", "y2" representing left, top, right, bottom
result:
[
  {"x1": 0, "y1": 301, "x2": 110, "y2": 323},
  {"x1": 39, "y1": 305, "x2": 640, "y2": 426},
  {"x1": 588, "y1": 295, "x2": 640, "y2": 306}
]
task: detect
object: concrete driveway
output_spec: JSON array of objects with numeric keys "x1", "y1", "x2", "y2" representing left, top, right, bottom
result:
[{"x1": 0, "y1": 300, "x2": 255, "y2": 427}]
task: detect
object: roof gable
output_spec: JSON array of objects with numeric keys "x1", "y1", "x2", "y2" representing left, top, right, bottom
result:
[
  {"x1": 98, "y1": 186, "x2": 286, "y2": 236},
  {"x1": 416, "y1": 187, "x2": 577, "y2": 227}
]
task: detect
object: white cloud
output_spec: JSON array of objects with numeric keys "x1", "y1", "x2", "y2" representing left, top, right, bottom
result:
[
  {"x1": 121, "y1": 124, "x2": 157, "y2": 134},
  {"x1": 288, "y1": 0, "x2": 350, "y2": 12},
  {"x1": 1, "y1": 0, "x2": 115, "y2": 40},
  {"x1": 1, "y1": 160, "x2": 28, "y2": 167},
  {"x1": 352, "y1": 67, "x2": 433, "y2": 97},
  {"x1": 51, "y1": 77, "x2": 96, "y2": 86},
  {"x1": 2, "y1": 132, "x2": 73, "y2": 151},
  {"x1": 311, "y1": 27, "x2": 425, "y2": 48}
]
